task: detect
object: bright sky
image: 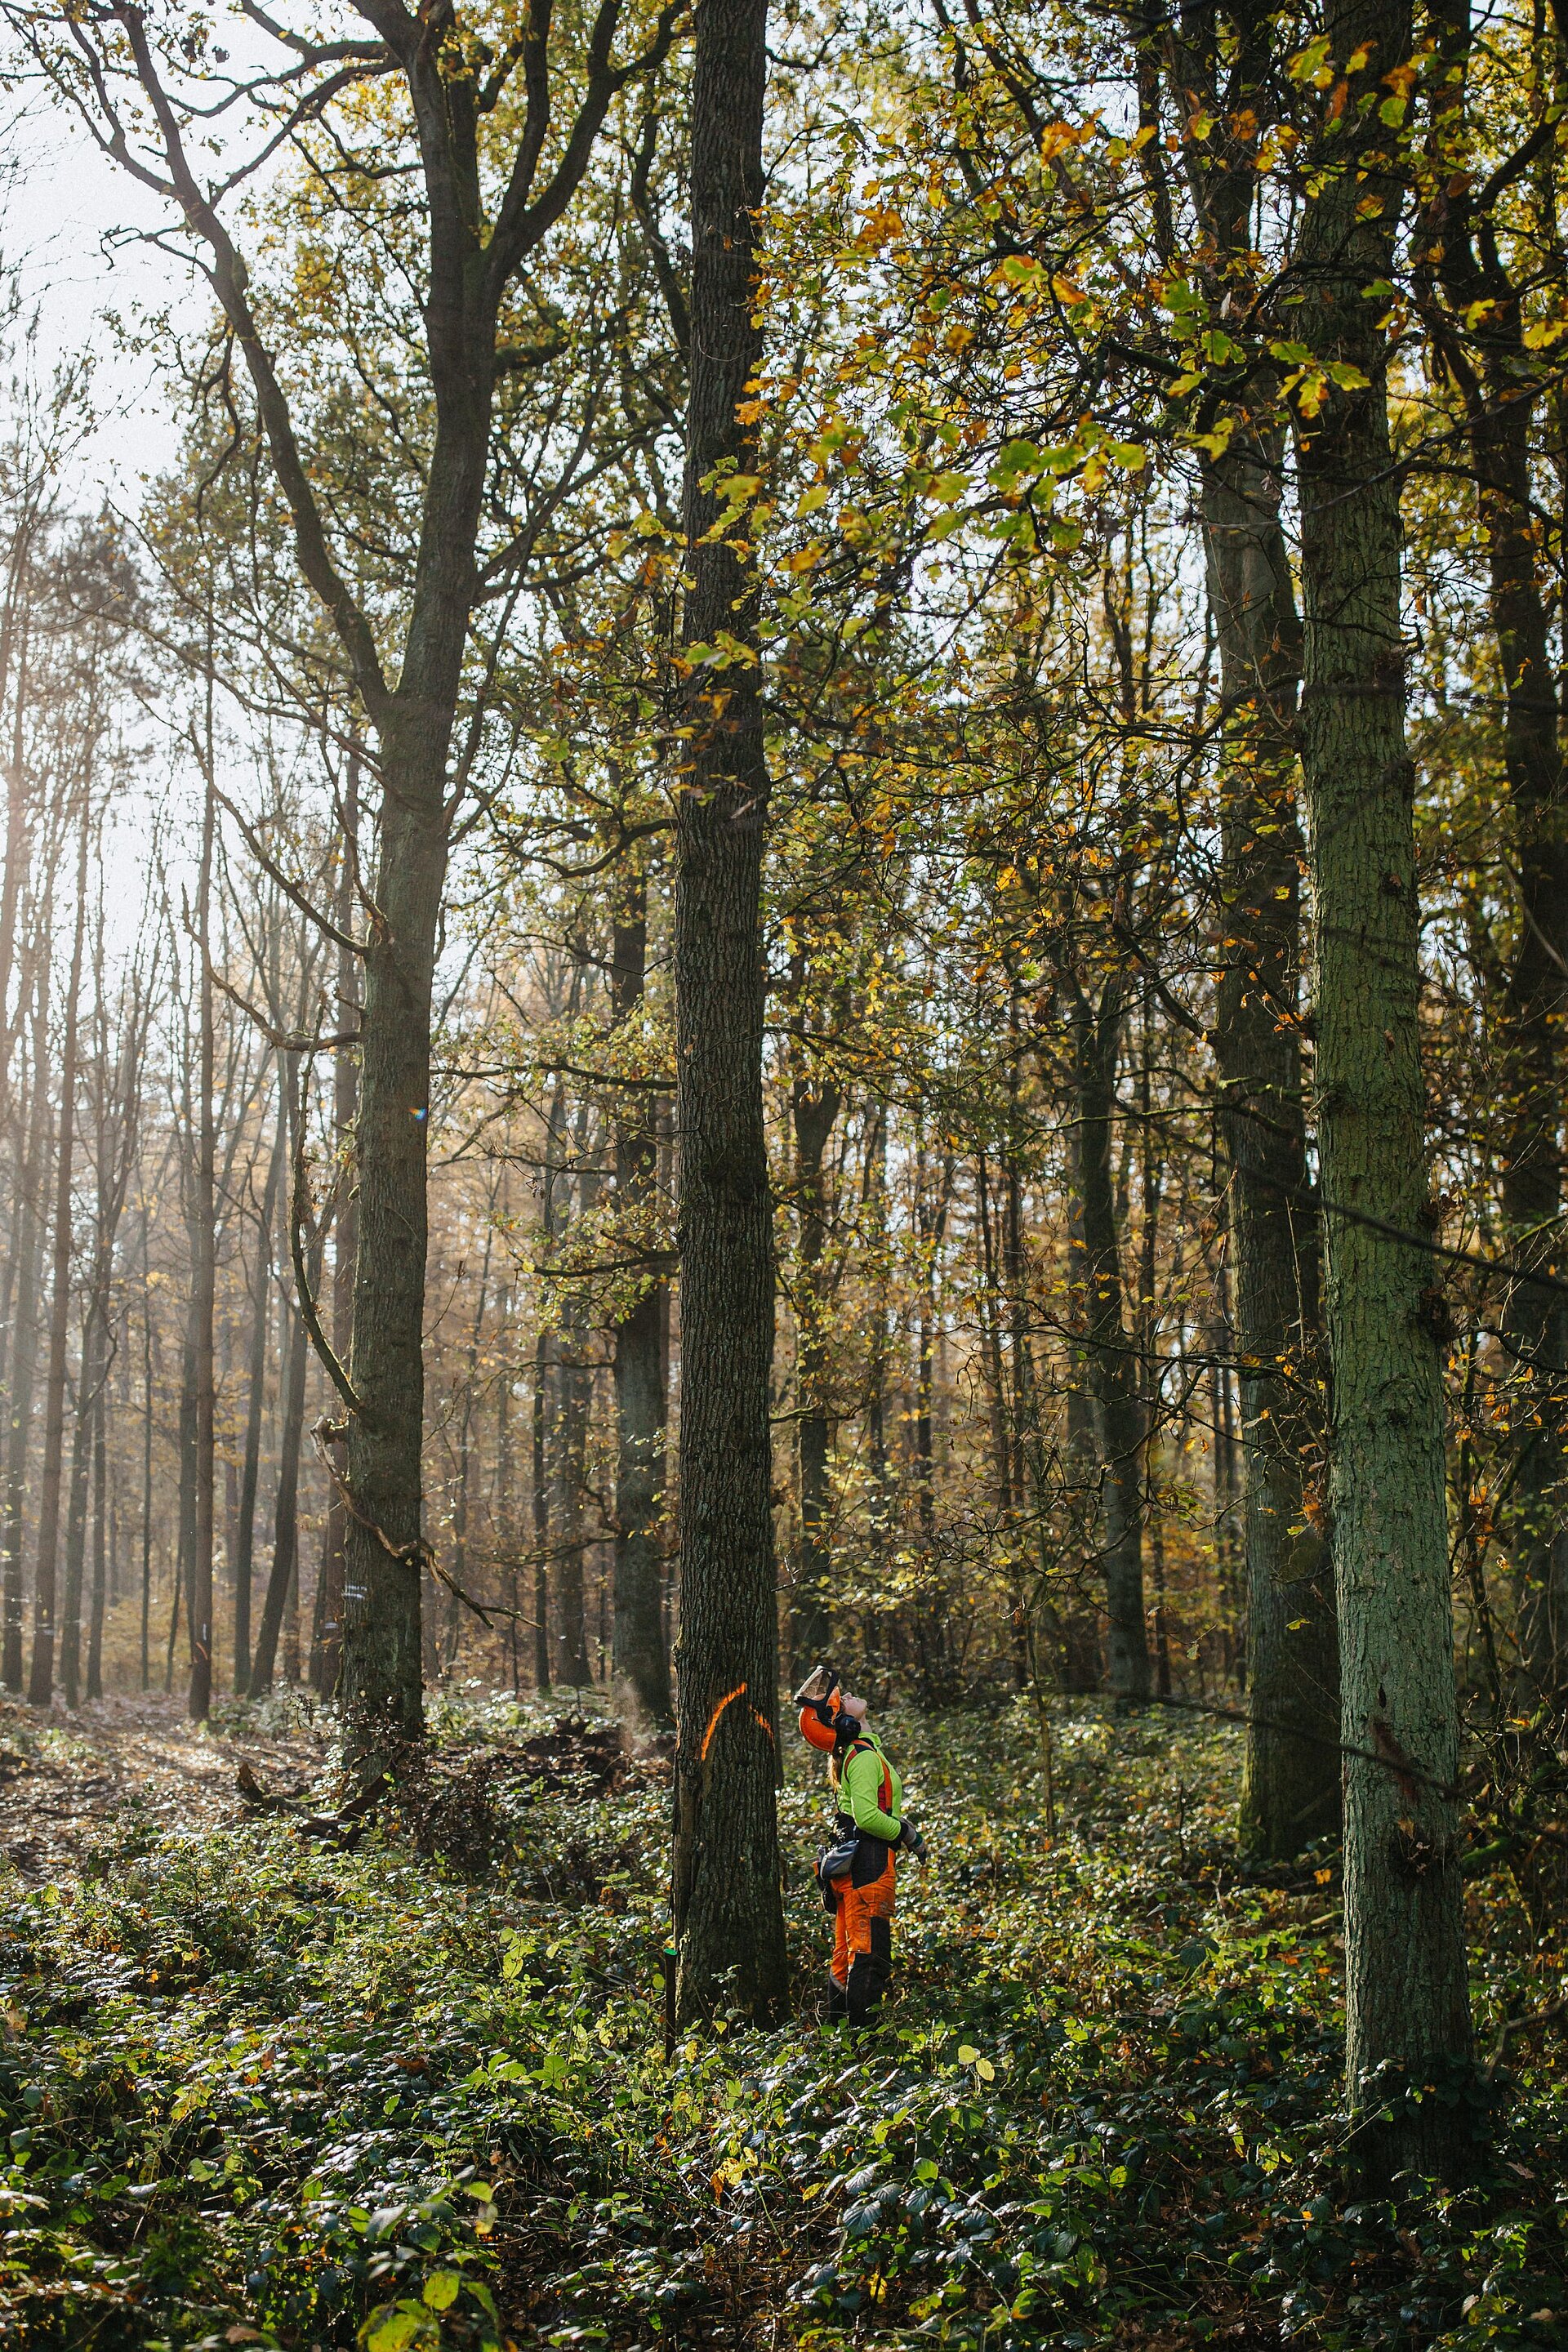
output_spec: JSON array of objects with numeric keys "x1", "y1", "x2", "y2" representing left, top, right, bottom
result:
[{"x1": 5, "y1": 87, "x2": 196, "y2": 503}]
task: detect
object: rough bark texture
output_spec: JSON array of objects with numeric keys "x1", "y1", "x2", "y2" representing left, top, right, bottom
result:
[
  {"x1": 670, "y1": 0, "x2": 788, "y2": 2026},
  {"x1": 1294, "y1": 0, "x2": 1473, "y2": 2178},
  {"x1": 611, "y1": 875, "x2": 671, "y2": 1724}
]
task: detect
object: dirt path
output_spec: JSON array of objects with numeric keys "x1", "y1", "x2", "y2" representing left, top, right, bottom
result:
[{"x1": 0, "y1": 1692, "x2": 331, "y2": 1879}]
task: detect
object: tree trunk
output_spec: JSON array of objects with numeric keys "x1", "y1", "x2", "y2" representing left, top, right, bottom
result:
[
  {"x1": 790, "y1": 1058, "x2": 841, "y2": 1678},
  {"x1": 532, "y1": 1322, "x2": 552, "y2": 1693},
  {"x1": 189, "y1": 748, "x2": 218, "y2": 1720},
  {"x1": 670, "y1": 0, "x2": 787, "y2": 2027},
  {"x1": 311, "y1": 749, "x2": 359, "y2": 1701},
  {"x1": 60, "y1": 1305, "x2": 99, "y2": 1710},
  {"x1": 29, "y1": 798, "x2": 90, "y2": 1707},
  {"x1": 1294, "y1": 0, "x2": 1472, "y2": 2178},
  {"x1": 87, "y1": 1374, "x2": 106, "y2": 1701},
  {"x1": 252, "y1": 1263, "x2": 310, "y2": 1698},
  {"x1": 555, "y1": 1158, "x2": 595, "y2": 1688},
  {"x1": 140, "y1": 1214, "x2": 154, "y2": 1691},
  {"x1": 336, "y1": 758, "x2": 450, "y2": 1747},
  {"x1": 1069, "y1": 982, "x2": 1151, "y2": 1701},
  {"x1": 236, "y1": 1114, "x2": 284, "y2": 1691},
  {"x1": 611, "y1": 871, "x2": 672, "y2": 1723},
  {"x1": 2, "y1": 970, "x2": 47, "y2": 1693},
  {"x1": 1202, "y1": 429, "x2": 1340, "y2": 1853}
]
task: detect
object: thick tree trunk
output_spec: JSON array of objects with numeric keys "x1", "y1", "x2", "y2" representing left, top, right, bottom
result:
[
  {"x1": 670, "y1": 0, "x2": 787, "y2": 2027},
  {"x1": 1070, "y1": 985, "x2": 1151, "y2": 1700},
  {"x1": 1294, "y1": 0, "x2": 1472, "y2": 2179},
  {"x1": 1202, "y1": 434, "x2": 1340, "y2": 1854},
  {"x1": 29, "y1": 801, "x2": 89, "y2": 1707},
  {"x1": 337, "y1": 762, "x2": 450, "y2": 1748},
  {"x1": 611, "y1": 873, "x2": 671, "y2": 1723},
  {"x1": 790, "y1": 1062, "x2": 841, "y2": 1677}
]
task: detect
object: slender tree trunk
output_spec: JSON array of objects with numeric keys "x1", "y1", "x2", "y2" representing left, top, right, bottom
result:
[
  {"x1": 532, "y1": 1324, "x2": 552, "y2": 1693},
  {"x1": 670, "y1": 0, "x2": 787, "y2": 2026},
  {"x1": 60, "y1": 1307, "x2": 98, "y2": 1708},
  {"x1": 176, "y1": 1318, "x2": 198, "y2": 1676},
  {"x1": 555, "y1": 1147, "x2": 595, "y2": 1690},
  {"x1": 140, "y1": 1214, "x2": 154, "y2": 1691},
  {"x1": 29, "y1": 799, "x2": 90, "y2": 1707},
  {"x1": 313, "y1": 746, "x2": 359, "y2": 1699},
  {"x1": 1203, "y1": 419, "x2": 1340, "y2": 1854},
  {"x1": 87, "y1": 1375, "x2": 106, "y2": 1701},
  {"x1": 252, "y1": 1272, "x2": 310, "y2": 1698},
  {"x1": 189, "y1": 750, "x2": 218, "y2": 1720},
  {"x1": 1294, "y1": 0, "x2": 1472, "y2": 2178},
  {"x1": 236, "y1": 1115, "x2": 284, "y2": 1692},
  {"x1": 790, "y1": 1057, "x2": 841, "y2": 1677},
  {"x1": 2, "y1": 976, "x2": 47, "y2": 1694},
  {"x1": 1069, "y1": 983, "x2": 1151, "y2": 1701},
  {"x1": 611, "y1": 871, "x2": 672, "y2": 1722}
]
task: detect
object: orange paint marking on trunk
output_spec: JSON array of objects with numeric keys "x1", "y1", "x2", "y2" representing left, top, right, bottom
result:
[
  {"x1": 698, "y1": 1683, "x2": 777, "y2": 1760},
  {"x1": 701, "y1": 1683, "x2": 747, "y2": 1759}
]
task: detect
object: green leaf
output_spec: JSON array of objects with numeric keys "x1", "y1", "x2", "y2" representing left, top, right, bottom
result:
[
  {"x1": 422, "y1": 2271, "x2": 461, "y2": 2311},
  {"x1": 361, "y1": 2310, "x2": 422, "y2": 2352}
]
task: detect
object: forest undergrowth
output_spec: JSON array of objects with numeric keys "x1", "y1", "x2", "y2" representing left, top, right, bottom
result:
[{"x1": 2, "y1": 1694, "x2": 1564, "y2": 2352}]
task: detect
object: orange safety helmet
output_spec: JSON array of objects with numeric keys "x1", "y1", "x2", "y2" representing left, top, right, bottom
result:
[
  {"x1": 794, "y1": 1664, "x2": 844, "y2": 1753},
  {"x1": 799, "y1": 1700, "x2": 840, "y2": 1753}
]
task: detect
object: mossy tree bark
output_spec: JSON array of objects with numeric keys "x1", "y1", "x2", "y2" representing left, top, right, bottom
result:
[
  {"x1": 1294, "y1": 0, "x2": 1473, "y2": 2180},
  {"x1": 670, "y1": 0, "x2": 788, "y2": 2026}
]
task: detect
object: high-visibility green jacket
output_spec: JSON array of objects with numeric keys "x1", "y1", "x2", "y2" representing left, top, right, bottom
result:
[{"x1": 837, "y1": 1729, "x2": 902, "y2": 1842}]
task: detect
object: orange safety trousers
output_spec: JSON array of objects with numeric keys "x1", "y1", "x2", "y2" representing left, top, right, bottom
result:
[{"x1": 829, "y1": 1850, "x2": 896, "y2": 2023}]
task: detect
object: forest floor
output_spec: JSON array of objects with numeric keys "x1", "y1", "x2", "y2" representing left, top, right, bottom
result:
[{"x1": 1, "y1": 1687, "x2": 1564, "y2": 2352}]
